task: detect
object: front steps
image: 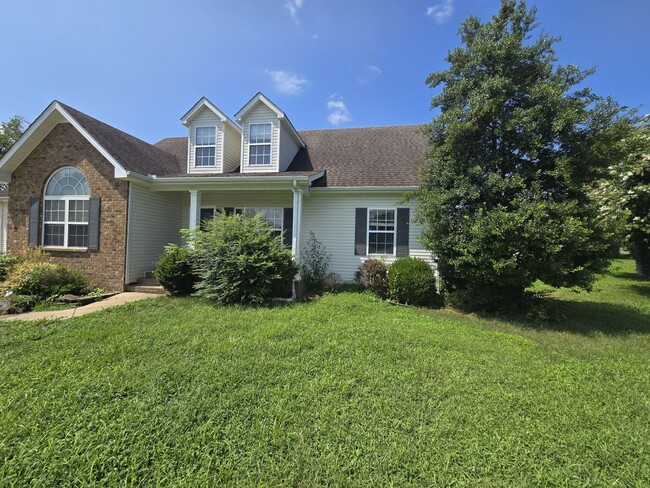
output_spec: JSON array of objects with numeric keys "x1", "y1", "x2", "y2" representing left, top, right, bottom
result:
[{"x1": 125, "y1": 272, "x2": 167, "y2": 295}]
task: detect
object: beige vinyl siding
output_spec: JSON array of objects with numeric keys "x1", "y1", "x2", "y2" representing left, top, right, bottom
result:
[
  {"x1": 200, "y1": 190, "x2": 292, "y2": 209},
  {"x1": 279, "y1": 124, "x2": 300, "y2": 171},
  {"x1": 223, "y1": 123, "x2": 242, "y2": 173},
  {"x1": 188, "y1": 107, "x2": 224, "y2": 173},
  {"x1": 241, "y1": 104, "x2": 280, "y2": 173},
  {"x1": 300, "y1": 192, "x2": 435, "y2": 281},
  {"x1": 126, "y1": 184, "x2": 185, "y2": 283}
]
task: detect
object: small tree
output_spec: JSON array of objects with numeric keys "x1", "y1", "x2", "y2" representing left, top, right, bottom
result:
[
  {"x1": 300, "y1": 232, "x2": 331, "y2": 293},
  {"x1": 186, "y1": 212, "x2": 298, "y2": 305},
  {"x1": 0, "y1": 115, "x2": 26, "y2": 157},
  {"x1": 593, "y1": 120, "x2": 650, "y2": 278},
  {"x1": 415, "y1": 0, "x2": 636, "y2": 312}
]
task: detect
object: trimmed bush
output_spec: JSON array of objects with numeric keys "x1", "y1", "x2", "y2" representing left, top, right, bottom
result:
[
  {"x1": 155, "y1": 245, "x2": 196, "y2": 296},
  {"x1": 300, "y1": 232, "x2": 331, "y2": 293},
  {"x1": 355, "y1": 259, "x2": 389, "y2": 298},
  {"x1": 388, "y1": 257, "x2": 438, "y2": 307},
  {"x1": 187, "y1": 211, "x2": 298, "y2": 305},
  {"x1": 2, "y1": 261, "x2": 90, "y2": 300}
]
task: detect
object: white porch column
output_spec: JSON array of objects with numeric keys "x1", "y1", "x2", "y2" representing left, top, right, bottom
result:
[
  {"x1": 188, "y1": 190, "x2": 202, "y2": 229},
  {"x1": 292, "y1": 185, "x2": 303, "y2": 258}
]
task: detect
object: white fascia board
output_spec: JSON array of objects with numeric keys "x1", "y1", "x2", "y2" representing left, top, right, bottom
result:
[
  {"x1": 235, "y1": 92, "x2": 284, "y2": 121},
  {"x1": 181, "y1": 97, "x2": 241, "y2": 132},
  {"x1": 310, "y1": 186, "x2": 418, "y2": 193},
  {"x1": 0, "y1": 101, "x2": 60, "y2": 174},
  {"x1": 0, "y1": 101, "x2": 129, "y2": 179}
]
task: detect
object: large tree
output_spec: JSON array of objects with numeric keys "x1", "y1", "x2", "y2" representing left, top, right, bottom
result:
[
  {"x1": 0, "y1": 115, "x2": 26, "y2": 157},
  {"x1": 415, "y1": 0, "x2": 635, "y2": 312}
]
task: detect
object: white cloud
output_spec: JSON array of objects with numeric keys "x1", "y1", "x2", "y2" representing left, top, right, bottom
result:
[
  {"x1": 311, "y1": 34, "x2": 319, "y2": 41},
  {"x1": 426, "y1": 0, "x2": 454, "y2": 24},
  {"x1": 285, "y1": 0, "x2": 304, "y2": 24},
  {"x1": 327, "y1": 95, "x2": 352, "y2": 125},
  {"x1": 266, "y1": 70, "x2": 309, "y2": 95},
  {"x1": 358, "y1": 64, "x2": 382, "y2": 84}
]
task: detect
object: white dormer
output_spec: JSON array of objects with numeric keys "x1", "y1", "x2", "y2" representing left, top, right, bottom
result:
[
  {"x1": 235, "y1": 93, "x2": 305, "y2": 173},
  {"x1": 181, "y1": 97, "x2": 241, "y2": 174}
]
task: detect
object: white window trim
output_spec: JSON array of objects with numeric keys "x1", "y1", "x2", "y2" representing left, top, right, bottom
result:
[
  {"x1": 194, "y1": 126, "x2": 217, "y2": 167},
  {"x1": 42, "y1": 167, "x2": 91, "y2": 250},
  {"x1": 248, "y1": 123, "x2": 273, "y2": 166},
  {"x1": 235, "y1": 207, "x2": 283, "y2": 233},
  {"x1": 367, "y1": 207, "x2": 397, "y2": 257}
]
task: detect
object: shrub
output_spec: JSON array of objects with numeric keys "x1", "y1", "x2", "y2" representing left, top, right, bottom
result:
[
  {"x1": 300, "y1": 232, "x2": 331, "y2": 293},
  {"x1": 155, "y1": 244, "x2": 196, "y2": 296},
  {"x1": 5, "y1": 295, "x2": 37, "y2": 314},
  {"x1": 1, "y1": 249, "x2": 90, "y2": 301},
  {"x1": 187, "y1": 211, "x2": 298, "y2": 305},
  {"x1": 387, "y1": 257, "x2": 438, "y2": 307},
  {"x1": 0, "y1": 254, "x2": 20, "y2": 282},
  {"x1": 355, "y1": 259, "x2": 389, "y2": 298}
]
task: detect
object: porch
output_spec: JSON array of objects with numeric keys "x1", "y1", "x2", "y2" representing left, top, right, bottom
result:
[{"x1": 124, "y1": 175, "x2": 316, "y2": 285}]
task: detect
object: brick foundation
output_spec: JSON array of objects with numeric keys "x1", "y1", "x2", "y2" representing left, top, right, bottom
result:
[{"x1": 7, "y1": 123, "x2": 129, "y2": 291}]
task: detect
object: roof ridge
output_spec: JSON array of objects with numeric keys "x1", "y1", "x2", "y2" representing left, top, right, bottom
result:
[{"x1": 298, "y1": 123, "x2": 426, "y2": 133}]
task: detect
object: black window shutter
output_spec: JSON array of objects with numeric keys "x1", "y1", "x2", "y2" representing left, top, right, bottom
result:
[
  {"x1": 283, "y1": 208, "x2": 293, "y2": 248},
  {"x1": 88, "y1": 197, "x2": 101, "y2": 251},
  {"x1": 224, "y1": 207, "x2": 234, "y2": 215},
  {"x1": 354, "y1": 208, "x2": 368, "y2": 256},
  {"x1": 28, "y1": 197, "x2": 40, "y2": 247},
  {"x1": 396, "y1": 207, "x2": 410, "y2": 257}
]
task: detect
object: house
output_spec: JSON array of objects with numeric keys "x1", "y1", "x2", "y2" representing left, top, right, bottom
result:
[{"x1": 0, "y1": 93, "x2": 435, "y2": 291}]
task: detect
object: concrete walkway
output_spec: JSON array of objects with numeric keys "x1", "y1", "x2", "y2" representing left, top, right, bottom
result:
[{"x1": 0, "y1": 292, "x2": 159, "y2": 322}]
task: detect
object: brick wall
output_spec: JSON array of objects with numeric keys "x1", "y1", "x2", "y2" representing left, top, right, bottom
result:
[{"x1": 7, "y1": 122, "x2": 129, "y2": 291}]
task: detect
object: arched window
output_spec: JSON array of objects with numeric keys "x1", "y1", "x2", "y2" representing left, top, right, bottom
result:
[{"x1": 43, "y1": 167, "x2": 90, "y2": 248}]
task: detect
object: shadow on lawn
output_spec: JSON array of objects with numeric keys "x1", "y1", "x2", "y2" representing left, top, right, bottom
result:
[{"x1": 520, "y1": 298, "x2": 650, "y2": 336}]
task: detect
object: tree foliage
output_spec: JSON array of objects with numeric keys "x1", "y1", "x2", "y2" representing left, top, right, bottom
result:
[
  {"x1": 0, "y1": 115, "x2": 26, "y2": 157},
  {"x1": 415, "y1": 0, "x2": 636, "y2": 312},
  {"x1": 593, "y1": 119, "x2": 650, "y2": 278}
]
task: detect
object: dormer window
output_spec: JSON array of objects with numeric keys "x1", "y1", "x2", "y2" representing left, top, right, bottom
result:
[
  {"x1": 195, "y1": 126, "x2": 216, "y2": 166},
  {"x1": 249, "y1": 123, "x2": 272, "y2": 165}
]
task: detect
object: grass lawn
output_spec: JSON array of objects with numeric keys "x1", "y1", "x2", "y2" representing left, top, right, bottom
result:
[{"x1": 1, "y1": 258, "x2": 648, "y2": 486}]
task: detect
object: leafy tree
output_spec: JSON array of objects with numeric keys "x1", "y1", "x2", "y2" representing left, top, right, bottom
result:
[
  {"x1": 593, "y1": 119, "x2": 650, "y2": 278},
  {"x1": 414, "y1": 0, "x2": 636, "y2": 312},
  {"x1": 0, "y1": 115, "x2": 26, "y2": 157}
]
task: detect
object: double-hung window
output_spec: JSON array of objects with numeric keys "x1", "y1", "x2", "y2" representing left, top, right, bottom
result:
[
  {"x1": 237, "y1": 208, "x2": 283, "y2": 237},
  {"x1": 195, "y1": 126, "x2": 216, "y2": 167},
  {"x1": 368, "y1": 209, "x2": 396, "y2": 255},
  {"x1": 43, "y1": 167, "x2": 90, "y2": 249},
  {"x1": 249, "y1": 123, "x2": 272, "y2": 165}
]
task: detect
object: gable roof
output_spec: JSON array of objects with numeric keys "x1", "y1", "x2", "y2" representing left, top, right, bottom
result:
[
  {"x1": 0, "y1": 101, "x2": 184, "y2": 180},
  {"x1": 58, "y1": 103, "x2": 184, "y2": 176},
  {"x1": 234, "y1": 92, "x2": 305, "y2": 148},
  {"x1": 180, "y1": 97, "x2": 241, "y2": 132},
  {"x1": 154, "y1": 124, "x2": 429, "y2": 187}
]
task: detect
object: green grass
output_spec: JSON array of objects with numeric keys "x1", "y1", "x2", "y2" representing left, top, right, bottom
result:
[{"x1": 1, "y1": 258, "x2": 648, "y2": 486}]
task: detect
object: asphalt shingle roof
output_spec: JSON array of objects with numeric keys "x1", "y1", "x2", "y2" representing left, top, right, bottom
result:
[
  {"x1": 153, "y1": 125, "x2": 429, "y2": 187},
  {"x1": 58, "y1": 103, "x2": 429, "y2": 187},
  {"x1": 60, "y1": 103, "x2": 185, "y2": 176}
]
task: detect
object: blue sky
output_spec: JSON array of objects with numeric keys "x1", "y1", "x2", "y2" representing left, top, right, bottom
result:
[{"x1": 2, "y1": 0, "x2": 649, "y2": 143}]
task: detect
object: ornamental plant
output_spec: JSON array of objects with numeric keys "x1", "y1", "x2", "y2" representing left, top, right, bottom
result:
[
  {"x1": 387, "y1": 257, "x2": 438, "y2": 307},
  {"x1": 186, "y1": 211, "x2": 298, "y2": 305}
]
